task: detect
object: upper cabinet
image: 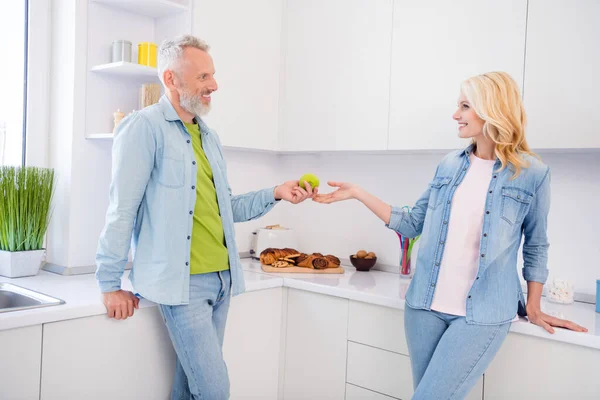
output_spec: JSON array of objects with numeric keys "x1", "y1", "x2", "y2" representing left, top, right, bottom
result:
[
  {"x1": 193, "y1": 0, "x2": 283, "y2": 151},
  {"x1": 387, "y1": 0, "x2": 528, "y2": 150},
  {"x1": 523, "y1": 0, "x2": 600, "y2": 149},
  {"x1": 281, "y1": 0, "x2": 393, "y2": 151}
]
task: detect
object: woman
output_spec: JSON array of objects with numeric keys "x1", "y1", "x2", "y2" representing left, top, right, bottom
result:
[{"x1": 314, "y1": 72, "x2": 587, "y2": 399}]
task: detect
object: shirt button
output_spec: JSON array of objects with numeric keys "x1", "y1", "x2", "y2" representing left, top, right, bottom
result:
[
  {"x1": 481, "y1": 254, "x2": 485, "y2": 258},
  {"x1": 476, "y1": 277, "x2": 480, "y2": 280},
  {"x1": 440, "y1": 240, "x2": 445, "y2": 245},
  {"x1": 483, "y1": 233, "x2": 487, "y2": 237},
  {"x1": 192, "y1": 161, "x2": 196, "y2": 165},
  {"x1": 489, "y1": 190, "x2": 492, "y2": 194},
  {"x1": 463, "y1": 168, "x2": 467, "y2": 171},
  {"x1": 447, "y1": 200, "x2": 451, "y2": 204},
  {"x1": 493, "y1": 175, "x2": 497, "y2": 179},
  {"x1": 187, "y1": 140, "x2": 190, "y2": 143},
  {"x1": 189, "y1": 211, "x2": 193, "y2": 215},
  {"x1": 468, "y1": 295, "x2": 472, "y2": 298},
  {"x1": 443, "y1": 221, "x2": 448, "y2": 225},
  {"x1": 431, "y1": 283, "x2": 435, "y2": 287},
  {"x1": 191, "y1": 186, "x2": 195, "y2": 190},
  {"x1": 185, "y1": 262, "x2": 189, "y2": 266},
  {"x1": 486, "y1": 211, "x2": 490, "y2": 214},
  {"x1": 435, "y1": 262, "x2": 440, "y2": 266},
  {"x1": 517, "y1": 195, "x2": 521, "y2": 199},
  {"x1": 187, "y1": 236, "x2": 191, "y2": 240}
]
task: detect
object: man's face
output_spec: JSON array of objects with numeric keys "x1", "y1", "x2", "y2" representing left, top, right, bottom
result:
[{"x1": 172, "y1": 47, "x2": 218, "y2": 116}]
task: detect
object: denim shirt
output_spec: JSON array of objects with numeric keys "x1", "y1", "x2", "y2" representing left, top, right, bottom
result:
[
  {"x1": 387, "y1": 145, "x2": 551, "y2": 325},
  {"x1": 96, "y1": 96, "x2": 278, "y2": 305}
]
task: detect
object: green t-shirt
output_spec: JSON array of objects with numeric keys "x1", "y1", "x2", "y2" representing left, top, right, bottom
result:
[{"x1": 184, "y1": 121, "x2": 229, "y2": 274}]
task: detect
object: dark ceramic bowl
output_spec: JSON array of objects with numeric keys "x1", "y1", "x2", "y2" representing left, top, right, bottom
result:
[{"x1": 349, "y1": 256, "x2": 377, "y2": 271}]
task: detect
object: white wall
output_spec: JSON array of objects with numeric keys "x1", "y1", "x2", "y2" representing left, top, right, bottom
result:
[{"x1": 276, "y1": 150, "x2": 600, "y2": 296}]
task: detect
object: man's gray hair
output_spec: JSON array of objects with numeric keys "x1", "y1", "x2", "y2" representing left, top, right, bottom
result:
[{"x1": 158, "y1": 35, "x2": 210, "y2": 86}]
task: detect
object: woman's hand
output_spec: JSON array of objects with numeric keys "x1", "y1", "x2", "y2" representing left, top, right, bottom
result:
[
  {"x1": 526, "y1": 306, "x2": 588, "y2": 334},
  {"x1": 313, "y1": 181, "x2": 360, "y2": 204}
]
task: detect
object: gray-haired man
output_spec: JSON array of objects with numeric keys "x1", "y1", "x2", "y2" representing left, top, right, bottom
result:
[{"x1": 96, "y1": 35, "x2": 316, "y2": 399}]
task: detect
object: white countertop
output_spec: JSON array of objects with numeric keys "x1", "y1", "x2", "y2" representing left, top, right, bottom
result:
[
  {"x1": 1, "y1": 261, "x2": 599, "y2": 351},
  {"x1": 241, "y1": 259, "x2": 600, "y2": 351},
  {"x1": 0, "y1": 269, "x2": 282, "y2": 331}
]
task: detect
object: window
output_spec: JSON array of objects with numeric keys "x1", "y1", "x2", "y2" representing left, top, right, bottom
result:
[{"x1": 0, "y1": 0, "x2": 28, "y2": 166}]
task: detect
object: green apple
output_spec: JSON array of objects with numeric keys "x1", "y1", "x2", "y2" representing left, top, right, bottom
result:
[{"x1": 299, "y1": 173, "x2": 320, "y2": 190}]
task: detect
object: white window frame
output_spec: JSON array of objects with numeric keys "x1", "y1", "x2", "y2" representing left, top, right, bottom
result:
[{"x1": 24, "y1": 0, "x2": 51, "y2": 167}]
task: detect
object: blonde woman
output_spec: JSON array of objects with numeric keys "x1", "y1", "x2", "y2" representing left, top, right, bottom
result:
[{"x1": 314, "y1": 72, "x2": 587, "y2": 399}]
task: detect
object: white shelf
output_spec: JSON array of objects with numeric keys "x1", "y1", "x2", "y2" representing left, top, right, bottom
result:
[
  {"x1": 92, "y1": 0, "x2": 188, "y2": 18},
  {"x1": 86, "y1": 133, "x2": 115, "y2": 140},
  {"x1": 91, "y1": 62, "x2": 159, "y2": 79}
]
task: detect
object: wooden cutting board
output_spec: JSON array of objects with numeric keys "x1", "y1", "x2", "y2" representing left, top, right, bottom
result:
[{"x1": 261, "y1": 264, "x2": 345, "y2": 274}]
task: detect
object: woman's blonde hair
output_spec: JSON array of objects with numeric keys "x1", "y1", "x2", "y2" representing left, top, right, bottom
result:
[{"x1": 461, "y1": 71, "x2": 537, "y2": 178}]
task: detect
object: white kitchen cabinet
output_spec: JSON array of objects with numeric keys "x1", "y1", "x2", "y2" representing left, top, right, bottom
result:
[
  {"x1": 40, "y1": 307, "x2": 176, "y2": 400},
  {"x1": 485, "y1": 333, "x2": 600, "y2": 399},
  {"x1": 224, "y1": 287, "x2": 284, "y2": 400},
  {"x1": 283, "y1": 288, "x2": 349, "y2": 399},
  {"x1": 387, "y1": 0, "x2": 527, "y2": 150},
  {"x1": 347, "y1": 341, "x2": 413, "y2": 399},
  {"x1": 347, "y1": 341, "x2": 483, "y2": 400},
  {"x1": 193, "y1": 0, "x2": 283, "y2": 151},
  {"x1": 0, "y1": 325, "x2": 42, "y2": 400},
  {"x1": 522, "y1": 0, "x2": 600, "y2": 149},
  {"x1": 346, "y1": 383, "x2": 397, "y2": 400},
  {"x1": 348, "y1": 300, "x2": 408, "y2": 355},
  {"x1": 282, "y1": 0, "x2": 393, "y2": 151}
]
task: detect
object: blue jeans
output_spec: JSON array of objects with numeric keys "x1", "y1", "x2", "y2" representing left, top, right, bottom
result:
[
  {"x1": 404, "y1": 305, "x2": 511, "y2": 399},
  {"x1": 159, "y1": 270, "x2": 232, "y2": 400}
]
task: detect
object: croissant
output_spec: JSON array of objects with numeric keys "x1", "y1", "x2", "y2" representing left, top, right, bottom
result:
[
  {"x1": 260, "y1": 248, "x2": 300, "y2": 265},
  {"x1": 297, "y1": 255, "x2": 316, "y2": 269},
  {"x1": 312, "y1": 257, "x2": 329, "y2": 269},
  {"x1": 260, "y1": 248, "x2": 278, "y2": 265},
  {"x1": 325, "y1": 255, "x2": 341, "y2": 268}
]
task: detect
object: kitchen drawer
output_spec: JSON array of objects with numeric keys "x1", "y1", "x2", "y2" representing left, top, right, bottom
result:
[
  {"x1": 348, "y1": 300, "x2": 408, "y2": 355},
  {"x1": 347, "y1": 341, "x2": 484, "y2": 400},
  {"x1": 347, "y1": 341, "x2": 413, "y2": 399},
  {"x1": 346, "y1": 383, "x2": 398, "y2": 400}
]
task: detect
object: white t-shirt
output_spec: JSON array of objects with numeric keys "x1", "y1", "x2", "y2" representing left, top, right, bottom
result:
[{"x1": 430, "y1": 153, "x2": 497, "y2": 317}]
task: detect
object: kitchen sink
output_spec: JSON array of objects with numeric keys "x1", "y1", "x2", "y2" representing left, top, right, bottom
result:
[{"x1": 0, "y1": 283, "x2": 65, "y2": 313}]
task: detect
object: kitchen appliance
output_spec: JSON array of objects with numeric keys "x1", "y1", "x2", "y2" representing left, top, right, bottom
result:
[{"x1": 250, "y1": 226, "x2": 298, "y2": 260}]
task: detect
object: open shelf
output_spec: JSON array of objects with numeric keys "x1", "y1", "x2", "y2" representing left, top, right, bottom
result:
[
  {"x1": 92, "y1": 0, "x2": 189, "y2": 18},
  {"x1": 91, "y1": 61, "x2": 159, "y2": 79},
  {"x1": 86, "y1": 133, "x2": 115, "y2": 140}
]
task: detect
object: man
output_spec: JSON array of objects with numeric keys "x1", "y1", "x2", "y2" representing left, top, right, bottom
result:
[{"x1": 95, "y1": 35, "x2": 315, "y2": 399}]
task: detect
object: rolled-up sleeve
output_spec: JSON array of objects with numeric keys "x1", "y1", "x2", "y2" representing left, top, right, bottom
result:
[{"x1": 521, "y1": 167, "x2": 551, "y2": 283}]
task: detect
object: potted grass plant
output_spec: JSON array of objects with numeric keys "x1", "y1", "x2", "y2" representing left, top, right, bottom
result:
[{"x1": 0, "y1": 166, "x2": 55, "y2": 278}]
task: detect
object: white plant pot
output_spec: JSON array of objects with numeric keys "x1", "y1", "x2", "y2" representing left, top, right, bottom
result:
[{"x1": 0, "y1": 249, "x2": 45, "y2": 278}]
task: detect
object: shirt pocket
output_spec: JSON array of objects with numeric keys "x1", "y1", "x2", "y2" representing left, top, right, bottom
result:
[
  {"x1": 500, "y1": 187, "x2": 533, "y2": 226},
  {"x1": 156, "y1": 147, "x2": 185, "y2": 189},
  {"x1": 427, "y1": 177, "x2": 452, "y2": 210}
]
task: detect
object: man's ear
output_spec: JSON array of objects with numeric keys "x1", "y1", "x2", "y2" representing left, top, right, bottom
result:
[{"x1": 163, "y1": 69, "x2": 177, "y2": 90}]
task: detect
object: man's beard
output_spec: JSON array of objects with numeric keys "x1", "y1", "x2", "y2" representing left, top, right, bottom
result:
[{"x1": 178, "y1": 87, "x2": 211, "y2": 117}]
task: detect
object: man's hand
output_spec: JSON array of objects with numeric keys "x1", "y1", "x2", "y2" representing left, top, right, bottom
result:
[
  {"x1": 102, "y1": 290, "x2": 140, "y2": 320},
  {"x1": 274, "y1": 180, "x2": 318, "y2": 204}
]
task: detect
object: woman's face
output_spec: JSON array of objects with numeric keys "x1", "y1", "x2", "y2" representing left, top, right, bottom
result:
[{"x1": 453, "y1": 92, "x2": 485, "y2": 139}]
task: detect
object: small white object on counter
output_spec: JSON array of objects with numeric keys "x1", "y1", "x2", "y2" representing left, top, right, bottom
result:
[{"x1": 547, "y1": 278, "x2": 574, "y2": 304}]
